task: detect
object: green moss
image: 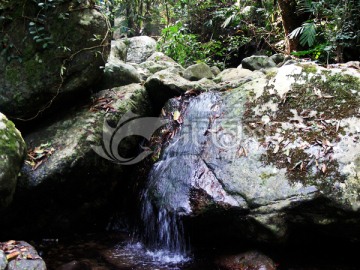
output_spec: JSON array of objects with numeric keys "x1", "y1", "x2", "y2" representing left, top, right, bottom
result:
[
  {"x1": 301, "y1": 63, "x2": 317, "y2": 74},
  {"x1": 265, "y1": 70, "x2": 277, "y2": 79},
  {"x1": 0, "y1": 116, "x2": 25, "y2": 155},
  {"x1": 24, "y1": 58, "x2": 46, "y2": 86},
  {"x1": 5, "y1": 65, "x2": 21, "y2": 85}
]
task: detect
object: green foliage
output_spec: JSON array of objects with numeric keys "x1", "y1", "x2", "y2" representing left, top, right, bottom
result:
[
  {"x1": 157, "y1": 22, "x2": 204, "y2": 67},
  {"x1": 28, "y1": 22, "x2": 54, "y2": 49},
  {"x1": 289, "y1": 21, "x2": 316, "y2": 47},
  {"x1": 290, "y1": 0, "x2": 360, "y2": 63}
]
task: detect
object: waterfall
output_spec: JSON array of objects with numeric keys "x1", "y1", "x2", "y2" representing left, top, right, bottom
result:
[
  {"x1": 140, "y1": 188, "x2": 190, "y2": 263},
  {"x1": 137, "y1": 92, "x2": 222, "y2": 262}
]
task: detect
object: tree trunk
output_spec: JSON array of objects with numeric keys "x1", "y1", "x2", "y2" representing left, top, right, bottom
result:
[{"x1": 277, "y1": 0, "x2": 304, "y2": 53}]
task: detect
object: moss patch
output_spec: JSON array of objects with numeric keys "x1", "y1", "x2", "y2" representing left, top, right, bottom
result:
[{"x1": 242, "y1": 64, "x2": 360, "y2": 192}]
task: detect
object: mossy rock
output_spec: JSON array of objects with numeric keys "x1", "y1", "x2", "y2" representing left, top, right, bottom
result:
[
  {"x1": 0, "y1": 113, "x2": 26, "y2": 210},
  {"x1": 0, "y1": 84, "x2": 153, "y2": 236}
]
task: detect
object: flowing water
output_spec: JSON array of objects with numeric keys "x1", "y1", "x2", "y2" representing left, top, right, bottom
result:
[{"x1": 140, "y1": 191, "x2": 190, "y2": 263}]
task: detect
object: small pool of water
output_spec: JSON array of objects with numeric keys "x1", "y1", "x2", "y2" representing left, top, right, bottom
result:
[{"x1": 37, "y1": 232, "x2": 360, "y2": 270}]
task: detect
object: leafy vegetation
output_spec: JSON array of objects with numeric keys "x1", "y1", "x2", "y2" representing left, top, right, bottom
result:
[{"x1": 1, "y1": 0, "x2": 359, "y2": 68}]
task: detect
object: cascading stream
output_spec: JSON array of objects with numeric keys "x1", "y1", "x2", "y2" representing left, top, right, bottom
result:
[
  {"x1": 138, "y1": 92, "x2": 221, "y2": 263},
  {"x1": 141, "y1": 190, "x2": 188, "y2": 259}
]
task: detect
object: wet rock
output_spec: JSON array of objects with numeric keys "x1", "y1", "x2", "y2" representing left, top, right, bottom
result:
[
  {"x1": 0, "y1": 0, "x2": 109, "y2": 119},
  {"x1": 183, "y1": 62, "x2": 214, "y2": 81},
  {"x1": 0, "y1": 113, "x2": 26, "y2": 210},
  {"x1": 216, "y1": 251, "x2": 276, "y2": 270},
  {"x1": 241, "y1": 55, "x2": 276, "y2": 71},
  {"x1": 147, "y1": 62, "x2": 360, "y2": 244},
  {"x1": 0, "y1": 84, "x2": 153, "y2": 237},
  {"x1": 101, "y1": 58, "x2": 141, "y2": 89},
  {"x1": 1, "y1": 241, "x2": 46, "y2": 270},
  {"x1": 125, "y1": 36, "x2": 157, "y2": 64},
  {"x1": 109, "y1": 40, "x2": 127, "y2": 61}
]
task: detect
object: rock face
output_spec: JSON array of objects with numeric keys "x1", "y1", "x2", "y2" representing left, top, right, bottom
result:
[
  {"x1": 125, "y1": 36, "x2": 157, "y2": 64},
  {"x1": 0, "y1": 0, "x2": 110, "y2": 119},
  {"x1": 0, "y1": 113, "x2": 26, "y2": 210},
  {"x1": 147, "y1": 62, "x2": 360, "y2": 244},
  {"x1": 0, "y1": 84, "x2": 153, "y2": 237},
  {"x1": 0, "y1": 241, "x2": 46, "y2": 270}
]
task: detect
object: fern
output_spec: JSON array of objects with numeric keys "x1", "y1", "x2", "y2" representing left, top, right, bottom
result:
[
  {"x1": 289, "y1": 21, "x2": 316, "y2": 47},
  {"x1": 300, "y1": 22, "x2": 316, "y2": 47}
]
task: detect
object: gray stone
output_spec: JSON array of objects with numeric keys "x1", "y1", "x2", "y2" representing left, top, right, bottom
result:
[
  {"x1": 0, "y1": 250, "x2": 6, "y2": 270},
  {"x1": 146, "y1": 52, "x2": 176, "y2": 63},
  {"x1": 6, "y1": 241, "x2": 46, "y2": 270},
  {"x1": 270, "y1": 53, "x2": 286, "y2": 64},
  {"x1": 101, "y1": 58, "x2": 141, "y2": 89},
  {"x1": 210, "y1": 66, "x2": 221, "y2": 76},
  {"x1": 129, "y1": 63, "x2": 153, "y2": 82},
  {"x1": 183, "y1": 62, "x2": 214, "y2": 81},
  {"x1": 0, "y1": 1, "x2": 109, "y2": 119},
  {"x1": 109, "y1": 40, "x2": 127, "y2": 61},
  {"x1": 215, "y1": 68, "x2": 255, "y2": 82},
  {"x1": 241, "y1": 55, "x2": 276, "y2": 71},
  {"x1": 0, "y1": 113, "x2": 26, "y2": 210},
  {"x1": 145, "y1": 69, "x2": 216, "y2": 110},
  {"x1": 125, "y1": 36, "x2": 157, "y2": 64}
]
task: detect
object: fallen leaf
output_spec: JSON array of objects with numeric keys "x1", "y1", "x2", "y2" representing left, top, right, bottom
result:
[
  {"x1": 173, "y1": 110, "x2": 181, "y2": 121},
  {"x1": 321, "y1": 163, "x2": 327, "y2": 173},
  {"x1": 336, "y1": 120, "x2": 340, "y2": 132},
  {"x1": 273, "y1": 144, "x2": 280, "y2": 154},
  {"x1": 6, "y1": 251, "x2": 20, "y2": 261}
]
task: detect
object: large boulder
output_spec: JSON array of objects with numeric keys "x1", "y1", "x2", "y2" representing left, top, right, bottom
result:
[
  {"x1": 214, "y1": 68, "x2": 260, "y2": 83},
  {"x1": 0, "y1": 0, "x2": 110, "y2": 119},
  {"x1": 125, "y1": 36, "x2": 157, "y2": 64},
  {"x1": 241, "y1": 55, "x2": 276, "y2": 71},
  {"x1": 146, "y1": 52, "x2": 176, "y2": 63},
  {"x1": 215, "y1": 251, "x2": 276, "y2": 270},
  {"x1": 0, "y1": 113, "x2": 26, "y2": 210},
  {"x1": 0, "y1": 84, "x2": 153, "y2": 237},
  {"x1": 144, "y1": 69, "x2": 217, "y2": 110},
  {"x1": 101, "y1": 58, "x2": 141, "y2": 89},
  {"x1": 183, "y1": 62, "x2": 214, "y2": 81},
  {"x1": 145, "y1": 62, "x2": 360, "y2": 244},
  {"x1": 109, "y1": 40, "x2": 127, "y2": 61},
  {"x1": 0, "y1": 241, "x2": 46, "y2": 270}
]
